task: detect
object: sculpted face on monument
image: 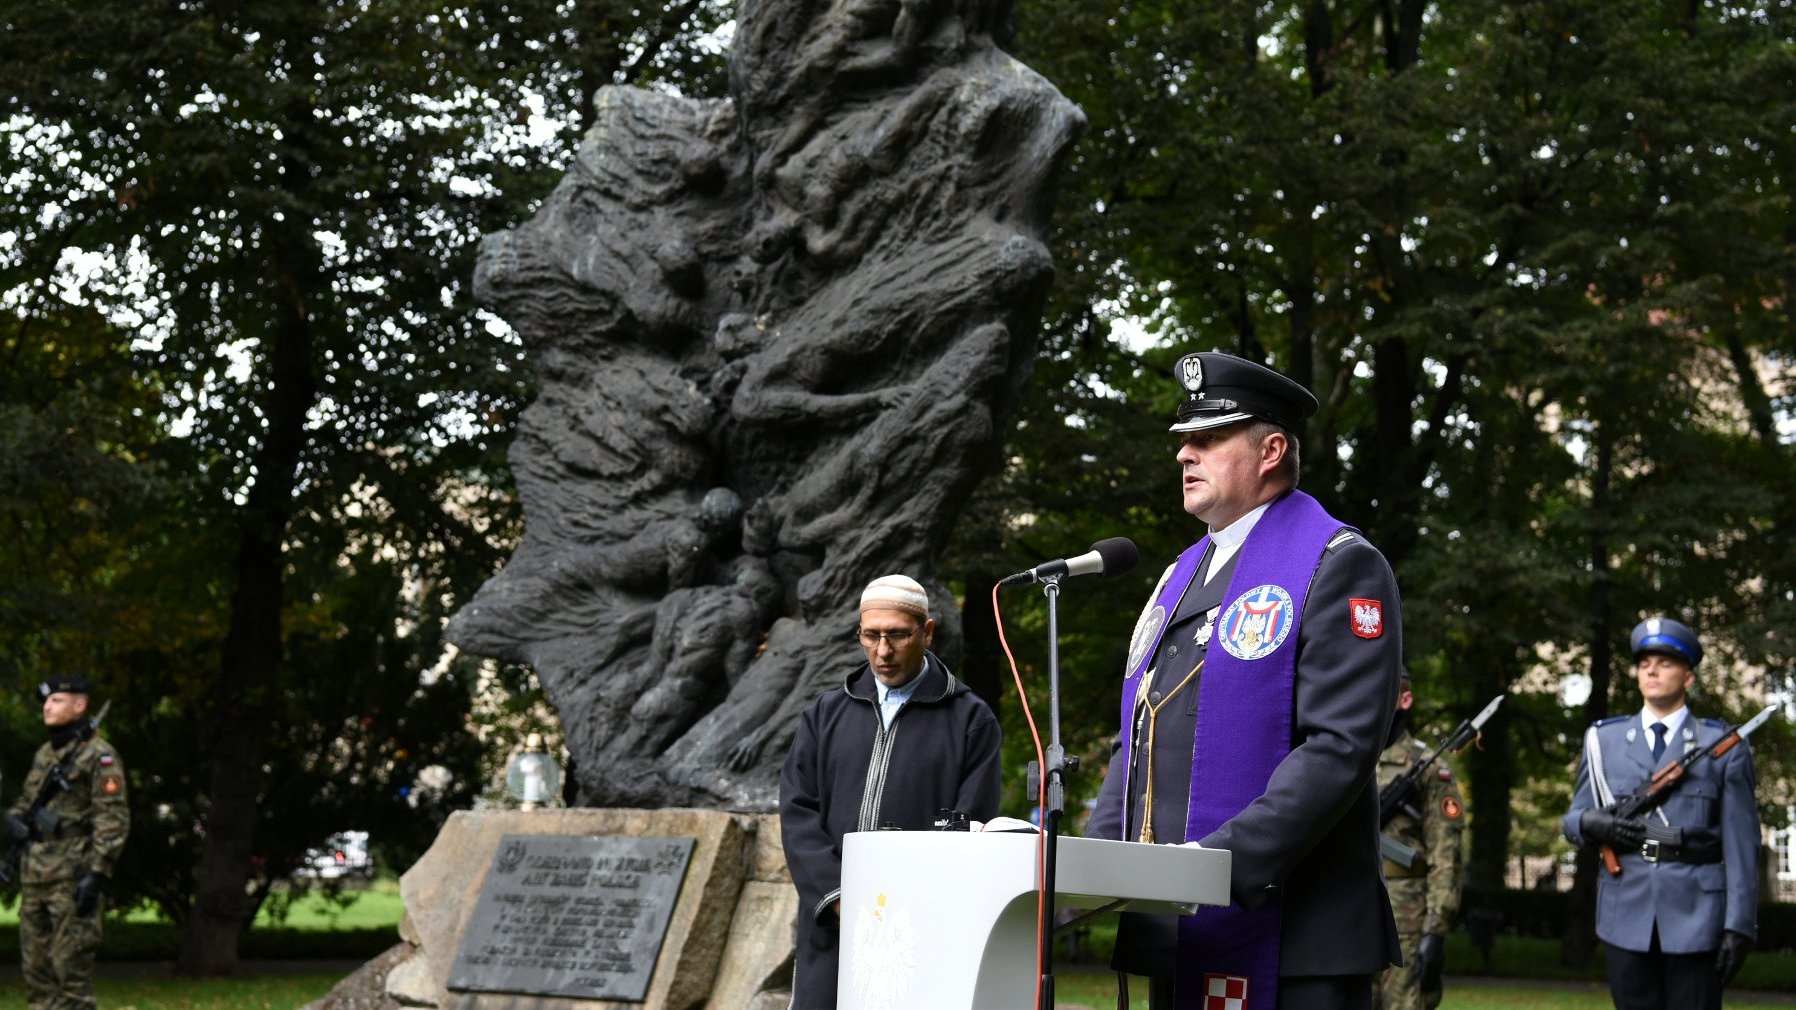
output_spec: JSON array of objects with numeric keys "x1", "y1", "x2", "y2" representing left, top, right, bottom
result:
[{"x1": 449, "y1": 0, "x2": 1084, "y2": 810}]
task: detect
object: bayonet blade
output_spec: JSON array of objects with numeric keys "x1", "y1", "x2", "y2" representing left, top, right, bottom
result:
[
  {"x1": 1735, "y1": 703, "x2": 1779, "y2": 741},
  {"x1": 1469, "y1": 693, "x2": 1505, "y2": 731}
]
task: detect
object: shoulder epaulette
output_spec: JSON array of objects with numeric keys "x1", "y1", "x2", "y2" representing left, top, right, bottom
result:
[
  {"x1": 1325, "y1": 528, "x2": 1364, "y2": 551},
  {"x1": 1594, "y1": 715, "x2": 1629, "y2": 727},
  {"x1": 1699, "y1": 717, "x2": 1727, "y2": 730}
]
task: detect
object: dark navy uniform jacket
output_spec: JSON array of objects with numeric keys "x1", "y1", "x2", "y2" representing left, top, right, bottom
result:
[
  {"x1": 1089, "y1": 524, "x2": 1404, "y2": 979},
  {"x1": 1561, "y1": 711, "x2": 1759, "y2": 953}
]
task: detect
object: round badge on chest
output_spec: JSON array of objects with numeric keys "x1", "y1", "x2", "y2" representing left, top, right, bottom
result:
[{"x1": 1218, "y1": 584, "x2": 1295, "y2": 661}]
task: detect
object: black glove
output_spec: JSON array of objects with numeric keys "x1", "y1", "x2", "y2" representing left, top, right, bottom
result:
[
  {"x1": 2, "y1": 812, "x2": 28, "y2": 842},
  {"x1": 1412, "y1": 931, "x2": 1446, "y2": 991},
  {"x1": 1580, "y1": 808, "x2": 1646, "y2": 849},
  {"x1": 1715, "y1": 930, "x2": 1751, "y2": 985},
  {"x1": 72, "y1": 872, "x2": 106, "y2": 916}
]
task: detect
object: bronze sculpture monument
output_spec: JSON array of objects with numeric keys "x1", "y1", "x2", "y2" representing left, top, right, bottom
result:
[{"x1": 451, "y1": 0, "x2": 1085, "y2": 810}]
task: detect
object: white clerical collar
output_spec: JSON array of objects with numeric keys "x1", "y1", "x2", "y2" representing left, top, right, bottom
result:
[
  {"x1": 1640, "y1": 705, "x2": 1690, "y2": 747},
  {"x1": 1205, "y1": 500, "x2": 1274, "y2": 582}
]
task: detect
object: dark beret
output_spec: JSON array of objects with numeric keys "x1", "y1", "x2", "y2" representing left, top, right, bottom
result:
[{"x1": 37, "y1": 675, "x2": 93, "y2": 701}]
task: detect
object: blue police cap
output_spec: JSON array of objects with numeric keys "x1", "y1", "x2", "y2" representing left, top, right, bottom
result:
[
  {"x1": 1171, "y1": 352, "x2": 1319, "y2": 433},
  {"x1": 1629, "y1": 617, "x2": 1702, "y2": 667}
]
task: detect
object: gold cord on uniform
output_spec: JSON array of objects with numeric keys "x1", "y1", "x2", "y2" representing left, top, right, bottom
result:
[{"x1": 1137, "y1": 660, "x2": 1203, "y2": 844}]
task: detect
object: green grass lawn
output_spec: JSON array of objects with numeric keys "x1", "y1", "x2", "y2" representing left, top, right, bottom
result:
[
  {"x1": 0, "y1": 880, "x2": 405, "y2": 963},
  {"x1": 0, "y1": 971, "x2": 1785, "y2": 1010},
  {"x1": 1053, "y1": 970, "x2": 1794, "y2": 1010},
  {"x1": 0, "y1": 971, "x2": 342, "y2": 1009},
  {"x1": 1056, "y1": 926, "x2": 1796, "y2": 1005},
  {"x1": 1, "y1": 889, "x2": 1790, "y2": 1008}
]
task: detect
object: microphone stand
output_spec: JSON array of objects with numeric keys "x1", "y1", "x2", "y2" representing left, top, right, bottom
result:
[{"x1": 1037, "y1": 574, "x2": 1067, "y2": 1010}]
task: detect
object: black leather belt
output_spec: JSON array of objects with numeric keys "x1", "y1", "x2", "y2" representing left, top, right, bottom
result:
[{"x1": 1640, "y1": 839, "x2": 1721, "y2": 864}]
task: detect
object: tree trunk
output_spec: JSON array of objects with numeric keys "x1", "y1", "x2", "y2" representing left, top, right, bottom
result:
[
  {"x1": 957, "y1": 566, "x2": 1006, "y2": 714},
  {"x1": 1561, "y1": 424, "x2": 1614, "y2": 969},
  {"x1": 176, "y1": 141, "x2": 319, "y2": 975},
  {"x1": 1721, "y1": 331, "x2": 1779, "y2": 448},
  {"x1": 1369, "y1": 335, "x2": 1421, "y2": 568},
  {"x1": 1464, "y1": 652, "x2": 1515, "y2": 894}
]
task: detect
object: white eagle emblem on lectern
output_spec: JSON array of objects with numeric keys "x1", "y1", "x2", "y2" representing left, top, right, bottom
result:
[{"x1": 850, "y1": 893, "x2": 916, "y2": 1010}]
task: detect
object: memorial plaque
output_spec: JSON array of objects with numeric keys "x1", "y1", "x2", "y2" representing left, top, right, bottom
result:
[{"x1": 447, "y1": 834, "x2": 697, "y2": 1001}]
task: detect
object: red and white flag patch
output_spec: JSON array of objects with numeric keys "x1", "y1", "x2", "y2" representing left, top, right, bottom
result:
[
  {"x1": 1203, "y1": 973, "x2": 1249, "y2": 1010},
  {"x1": 1350, "y1": 598, "x2": 1384, "y2": 639}
]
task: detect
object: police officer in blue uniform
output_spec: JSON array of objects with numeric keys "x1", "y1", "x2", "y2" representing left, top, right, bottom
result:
[{"x1": 1562, "y1": 617, "x2": 1759, "y2": 1010}]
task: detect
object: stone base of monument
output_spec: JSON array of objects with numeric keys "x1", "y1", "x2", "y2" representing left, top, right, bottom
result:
[{"x1": 302, "y1": 809, "x2": 794, "y2": 1010}]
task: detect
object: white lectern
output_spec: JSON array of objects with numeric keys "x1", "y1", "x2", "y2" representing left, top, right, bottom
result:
[{"x1": 837, "y1": 832, "x2": 1231, "y2": 1010}]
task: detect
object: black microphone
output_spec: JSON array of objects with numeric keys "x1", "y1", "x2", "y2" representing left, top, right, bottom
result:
[{"x1": 1000, "y1": 537, "x2": 1139, "y2": 586}]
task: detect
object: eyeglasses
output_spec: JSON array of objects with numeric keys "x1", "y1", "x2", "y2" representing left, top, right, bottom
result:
[{"x1": 856, "y1": 629, "x2": 917, "y2": 647}]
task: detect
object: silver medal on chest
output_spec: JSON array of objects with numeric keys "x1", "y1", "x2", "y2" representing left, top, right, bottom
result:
[{"x1": 1195, "y1": 607, "x2": 1218, "y2": 648}]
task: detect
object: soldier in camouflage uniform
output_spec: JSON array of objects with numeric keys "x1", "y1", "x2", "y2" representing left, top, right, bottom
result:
[
  {"x1": 1371, "y1": 673, "x2": 1464, "y2": 1010},
  {"x1": 4, "y1": 674, "x2": 129, "y2": 1010}
]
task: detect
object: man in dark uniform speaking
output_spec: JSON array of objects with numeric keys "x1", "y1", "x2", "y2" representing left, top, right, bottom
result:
[{"x1": 1089, "y1": 351, "x2": 1403, "y2": 1010}]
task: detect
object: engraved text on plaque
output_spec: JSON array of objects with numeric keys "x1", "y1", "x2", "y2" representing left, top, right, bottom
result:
[{"x1": 447, "y1": 834, "x2": 697, "y2": 1000}]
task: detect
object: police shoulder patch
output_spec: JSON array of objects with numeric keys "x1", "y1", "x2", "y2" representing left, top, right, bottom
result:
[{"x1": 1350, "y1": 598, "x2": 1384, "y2": 639}]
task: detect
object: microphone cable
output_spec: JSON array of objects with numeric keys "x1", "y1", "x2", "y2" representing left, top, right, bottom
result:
[{"x1": 990, "y1": 580, "x2": 1049, "y2": 1010}]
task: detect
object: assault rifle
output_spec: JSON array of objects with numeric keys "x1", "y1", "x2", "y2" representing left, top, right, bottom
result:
[
  {"x1": 1, "y1": 701, "x2": 110, "y2": 886},
  {"x1": 1596, "y1": 703, "x2": 1777, "y2": 876},
  {"x1": 1379, "y1": 694, "x2": 1504, "y2": 869}
]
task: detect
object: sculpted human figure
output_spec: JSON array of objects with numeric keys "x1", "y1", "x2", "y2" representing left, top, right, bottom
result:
[{"x1": 612, "y1": 556, "x2": 783, "y2": 761}]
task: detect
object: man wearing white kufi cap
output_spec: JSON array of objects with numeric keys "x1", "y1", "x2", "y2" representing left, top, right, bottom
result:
[{"x1": 778, "y1": 574, "x2": 1002, "y2": 1009}]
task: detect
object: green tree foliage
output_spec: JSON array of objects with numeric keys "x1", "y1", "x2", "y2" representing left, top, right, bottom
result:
[
  {"x1": 0, "y1": 0, "x2": 731, "y2": 974},
  {"x1": 4, "y1": 0, "x2": 1791, "y2": 977},
  {"x1": 973, "y1": 0, "x2": 1795, "y2": 958}
]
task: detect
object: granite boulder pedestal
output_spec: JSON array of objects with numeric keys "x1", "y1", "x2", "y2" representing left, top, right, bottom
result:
[{"x1": 304, "y1": 808, "x2": 794, "y2": 1010}]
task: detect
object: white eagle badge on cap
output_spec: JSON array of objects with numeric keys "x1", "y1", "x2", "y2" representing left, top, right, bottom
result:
[{"x1": 1178, "y1": 354, "x2": 1205, "y2": 393}]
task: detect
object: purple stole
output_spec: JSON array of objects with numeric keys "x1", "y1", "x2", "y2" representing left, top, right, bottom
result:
[{"x1": 1117, "y1": 490, "x2": 1345, "y2": 1010}]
